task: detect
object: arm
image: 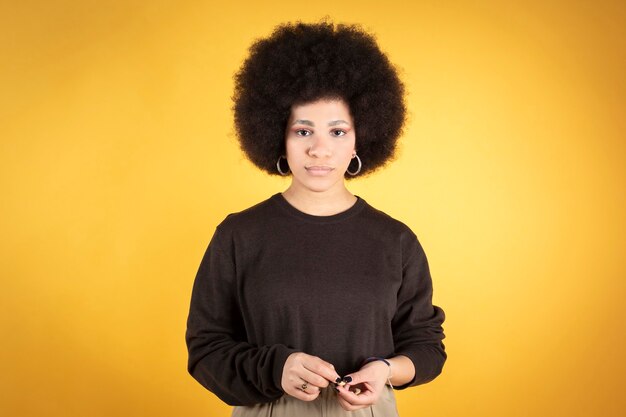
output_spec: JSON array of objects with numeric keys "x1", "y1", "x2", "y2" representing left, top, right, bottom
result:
[
  {"x1": 185, "y1": 226, "x2": 297, "y2": 406},
  {"x1": 387, "y1": 354, "x2": 415, "y2": 386},
  {"x1": 336, "y1": 355, "x2": 414, "y2": 411},
  {"x1": 391, "y1": 232, "x2": 446, "y2": 388},
  {"x1": 336, "y1": 232, "x2": 446, "y2": 410}
]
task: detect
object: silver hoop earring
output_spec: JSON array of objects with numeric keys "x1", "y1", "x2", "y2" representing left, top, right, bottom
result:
[
  {"x1": 276, "y1": 156, "x2": 290, "y2": 176},
  {"x1": 347, "y1": 154, "x2": 362, "y2": 176}
]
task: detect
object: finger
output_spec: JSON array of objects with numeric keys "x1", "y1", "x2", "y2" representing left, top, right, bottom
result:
[
  {"x1": 298, "y1": 379, "x2": 321, "y2": 396},
  {"x1": 336, "y1": 385, "x2": 376, "y2": 406},
  {"x1": 301, "y1": 385, "x2": 321, "y2": 396},
  {"x1": 352, "y1": 381, "x2": 376, "y2": 393},
  {"x1": 288, "y1": 385, "x2": 320, "y2": 402},
  {"x1": 282, "y1": 366, "x2": 326, "y2": 390},
  {"x1": 342, "y1": 372, "x2": 367, "y2": 385},
  {"x1": 336, "y1": 394, "x2": 367, "y2": 411},
  {"x1": 336, "y1": 395, "x2": 355, "y2": 411},
  {"x1": 303, "y1": 357, "x2": 341, "y2": 383},
  {"x1": 342, "y1": 381, "x2": 379, "y2": 400},
  {"x1": 299, "y1": 368, "x2": 331, "y2": 388}
]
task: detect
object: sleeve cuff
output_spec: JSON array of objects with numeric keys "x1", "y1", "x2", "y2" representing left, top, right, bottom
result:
[
  {"x1": 271, "y1": 345, "x2": 300, "y2": 393},
  {"x1": 394, "y1": 344, "x2": 447, "y2": 389}
]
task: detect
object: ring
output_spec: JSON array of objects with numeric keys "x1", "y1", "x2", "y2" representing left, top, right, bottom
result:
[{"x1": 301, "y1": 382, "x2": 308, "y2": 391}]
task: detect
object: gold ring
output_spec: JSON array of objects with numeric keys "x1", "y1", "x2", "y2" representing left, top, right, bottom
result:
[{"x1": 301, "y1": 382, "x2": 308, "y2": 391}]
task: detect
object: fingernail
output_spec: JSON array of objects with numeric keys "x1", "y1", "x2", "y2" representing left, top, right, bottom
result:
[
  {"x1": 335, "y1": 377, "x2": 343, "y2": 384},
  {"x1": 343, "y1": 376, "x2": 352, "y2": 383}
]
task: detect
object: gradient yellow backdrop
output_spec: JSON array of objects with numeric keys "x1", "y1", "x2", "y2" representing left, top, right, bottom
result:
[{"x1": 1, "y1": 1, "x2": 624, "y2": 416}]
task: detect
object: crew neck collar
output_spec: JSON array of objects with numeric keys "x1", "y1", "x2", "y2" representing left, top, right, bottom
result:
[{"x1": 270, "y1": 193, "x2": 366, "y2": 224}]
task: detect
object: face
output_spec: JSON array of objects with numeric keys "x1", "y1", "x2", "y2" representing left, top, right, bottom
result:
[{"x1": 284, "y1": 98, "x2": 356, "y2": 195}]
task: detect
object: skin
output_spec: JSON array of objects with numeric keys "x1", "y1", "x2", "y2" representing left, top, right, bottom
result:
[
  {"x1": 335, "y1": 355, "x2": 416, "y2": 411},
  {"x1": 281, "y1": 98, "x2": 358, "y2": 216},
  {"x1": 279, "y1": 98, "x2": 417, "y2": 409}
]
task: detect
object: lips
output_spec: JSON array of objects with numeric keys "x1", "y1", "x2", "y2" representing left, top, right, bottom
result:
[
  {"x1": 306, "y1": 166, "x2": 334, "y2": 171},
  {"x1": 305, "y1": 166, "x2": 334, "y2": 176}
]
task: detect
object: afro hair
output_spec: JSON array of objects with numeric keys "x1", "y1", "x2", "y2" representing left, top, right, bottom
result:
[{"x1": 233, "y1": 20, "x2": 406, "y2": 177}]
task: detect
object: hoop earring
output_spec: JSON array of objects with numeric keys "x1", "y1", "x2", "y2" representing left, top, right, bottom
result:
[
  {"x1": 276, "y1": 156, "x2": 290, "y2": 176},
  {"x1": 347, "y1": 153, "x2": 362, "y2": 176}
]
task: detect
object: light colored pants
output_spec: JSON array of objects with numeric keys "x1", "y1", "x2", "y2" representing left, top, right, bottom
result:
[{"x1": 231, "y1": 385, "x2": 399, "y2": 417}]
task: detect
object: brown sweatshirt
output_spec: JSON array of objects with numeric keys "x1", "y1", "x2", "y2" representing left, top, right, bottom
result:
[{"x1": 186, "y1": 193, "x2": 446, "y2": 406}]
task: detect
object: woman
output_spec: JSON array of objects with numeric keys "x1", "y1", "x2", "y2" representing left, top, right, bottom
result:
[{"x1": 186, "y1": 21, "x2": 446, "y2": 416}]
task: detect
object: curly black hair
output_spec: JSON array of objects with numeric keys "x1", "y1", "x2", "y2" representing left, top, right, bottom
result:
[{"x1": 233, "y1": 20, "x2": 406, "y2": 177}]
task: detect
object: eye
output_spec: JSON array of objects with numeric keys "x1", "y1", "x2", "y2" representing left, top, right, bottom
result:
[
  {"x1": 331, "y1": 129, "x2": 347, "y2": 137},
  {"x1": 295, "y1": 129, "x2": 312, "y2": 137}
]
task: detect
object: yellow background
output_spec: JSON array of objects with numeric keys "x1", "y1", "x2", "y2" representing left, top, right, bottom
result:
[{"x1": 1, "y1": 0, "x2": 624, "y2": 416}]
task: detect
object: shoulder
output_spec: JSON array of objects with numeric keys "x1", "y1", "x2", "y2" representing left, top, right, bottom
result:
[
  {"x1": 359, "y1": 199, "x2": 417, "y2": 239},
  {"x1": 211, "y1": 194, "x2": 282, "y2": 242},
  {"x1": 219, "y1": 195, "x2": 277, "y2": 226},
  {"x1": 358, "y1": 199, "x2": 427, "y2": 262}
]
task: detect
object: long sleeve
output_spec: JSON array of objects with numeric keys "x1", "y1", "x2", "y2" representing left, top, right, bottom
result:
[
  {"x1": 185, "y1": 225, "x2": 297, "y2": 406},
  {"x1": 187, "y1": 195, "x2": 447, "y2": 405},
  {"x1": 391, "y1": 231, "x2": 447, "y2": 389}
]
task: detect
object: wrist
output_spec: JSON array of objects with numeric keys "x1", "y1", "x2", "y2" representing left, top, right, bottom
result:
[
  {"x1": 386, "y1": 355, "x2": 415, "y2": 387},
  {"x1": 362, "y1": 357, "x2": 393, "y2": 386}
]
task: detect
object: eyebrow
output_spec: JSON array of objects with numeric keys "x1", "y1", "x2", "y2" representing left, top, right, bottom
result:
[{"x1": 291, "y1": 119, "x2": 350, "y2": 127}]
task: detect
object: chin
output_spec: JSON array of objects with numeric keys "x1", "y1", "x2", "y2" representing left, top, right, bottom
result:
[
  {"x1": 295, "y1": 176, "x2": 343, "y2": 194},
  {"x1": 312, "y1": 181, "x2": 347, "y2": 194}
]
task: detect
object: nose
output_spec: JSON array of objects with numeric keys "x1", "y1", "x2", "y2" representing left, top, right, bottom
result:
[{"x1": 307, "y1": 135, "x2": 332, "y2": 158}]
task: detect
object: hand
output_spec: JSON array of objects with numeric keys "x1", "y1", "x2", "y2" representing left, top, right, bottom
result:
[
  {"x1": 281, "y1": 352, "x2": 341, "y2": 401},
  {"x1": 335, "y1": 360, "x2": 390, "y2": 411}
]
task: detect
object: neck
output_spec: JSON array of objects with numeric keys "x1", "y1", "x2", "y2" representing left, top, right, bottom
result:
[{"x1": 281, "y1": 185, "x2": 357, "y2": 216}]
